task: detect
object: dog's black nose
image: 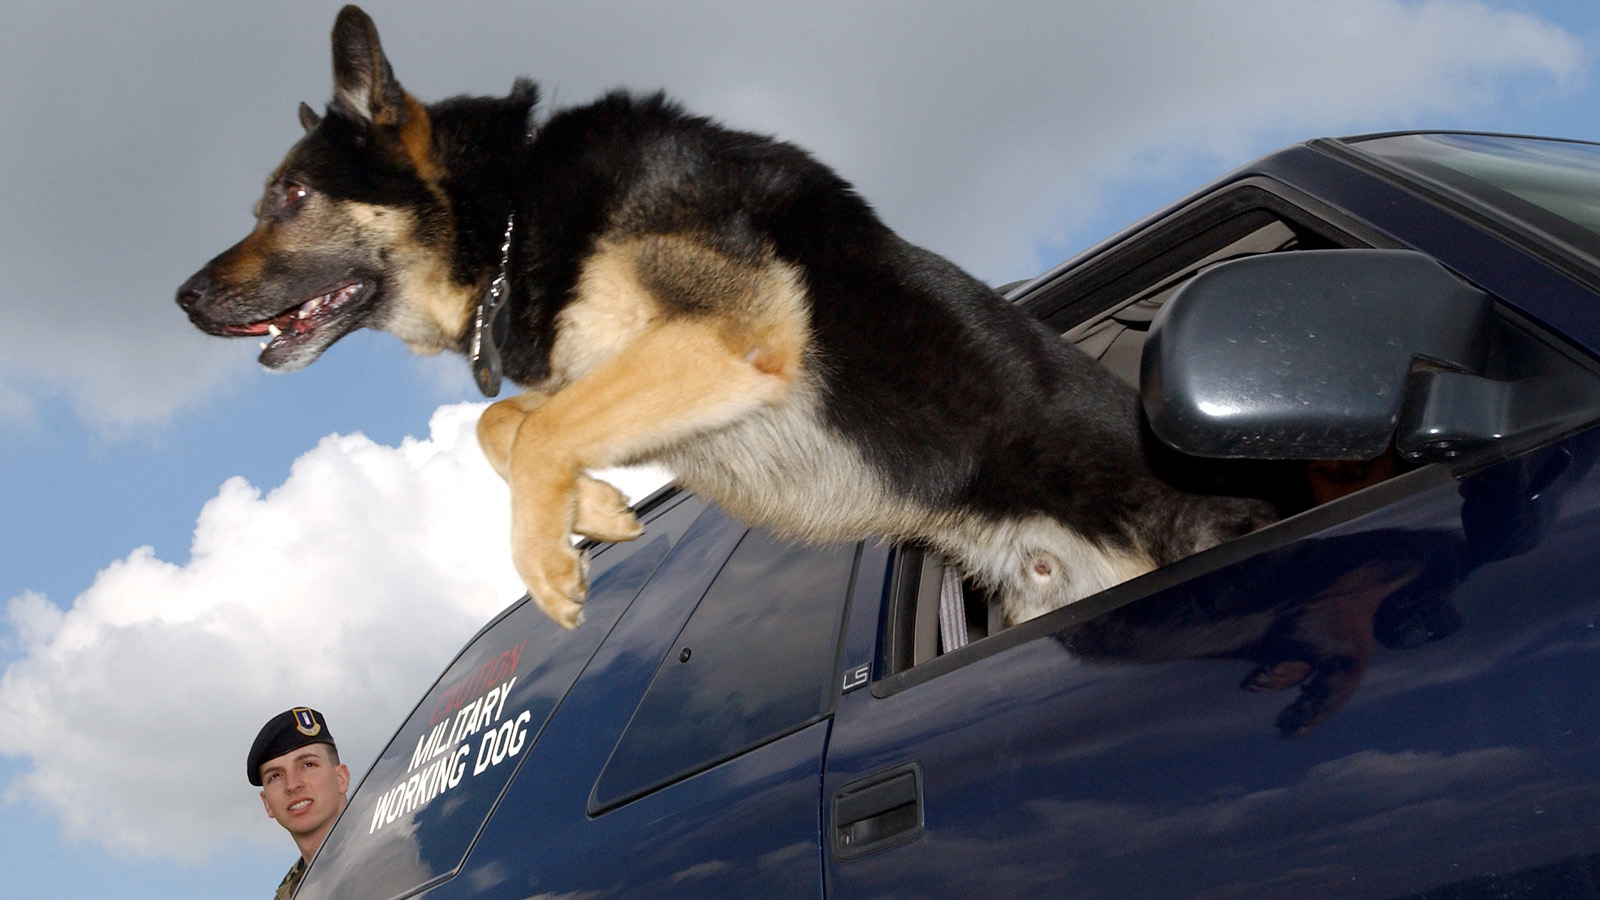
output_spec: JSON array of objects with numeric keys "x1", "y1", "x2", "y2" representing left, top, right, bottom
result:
[{"x1": 176, "y1": 271, "x2": 211, "y2": 313}]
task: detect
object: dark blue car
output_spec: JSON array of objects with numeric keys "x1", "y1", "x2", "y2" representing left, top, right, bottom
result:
[{"x1": 295, "y1": 132, "x2": 1600, "y2": 900}]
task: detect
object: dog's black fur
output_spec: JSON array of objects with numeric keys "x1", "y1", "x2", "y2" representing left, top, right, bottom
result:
[{"x1": 178, "y1": 6, "x2": 1273, "y2": 628}]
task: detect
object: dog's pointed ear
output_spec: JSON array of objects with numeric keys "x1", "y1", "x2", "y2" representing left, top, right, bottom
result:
[
  {"x1": 298, "y1": 101, "x2": 322, "y2": 133},
  {"x1": 330, "y1": 5, "x2": 406, "y2": 126}
]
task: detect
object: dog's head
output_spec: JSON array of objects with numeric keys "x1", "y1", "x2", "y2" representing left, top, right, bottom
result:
[{"x1": 176, "y1": 5, "x2": 477, "y2": 370}]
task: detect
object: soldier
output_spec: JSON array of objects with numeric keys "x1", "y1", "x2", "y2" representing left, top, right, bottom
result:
[{"x1": 248, "y1": 708, "x2": 350, "y2": 900}]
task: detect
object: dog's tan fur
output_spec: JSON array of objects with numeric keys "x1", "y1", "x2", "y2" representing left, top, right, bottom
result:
[
  {"x1": 476, "y1": 234, "x2": 811, "y2": 626},
  {"x1": 338, "y1": 202, "x2": 477, "y2": 356}
]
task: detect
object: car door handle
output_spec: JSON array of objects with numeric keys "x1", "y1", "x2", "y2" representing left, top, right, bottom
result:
[{"x1": 832, "y1": 763, "x2": 924, "y2": 860}]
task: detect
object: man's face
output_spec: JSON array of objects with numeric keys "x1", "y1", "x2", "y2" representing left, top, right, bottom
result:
[{"x1": 258, "y1": 743, "x2": 350, "y2": 841}]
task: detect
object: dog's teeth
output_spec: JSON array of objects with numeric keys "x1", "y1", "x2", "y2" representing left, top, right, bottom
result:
[
  {"x1": 267, "y1": 324, "x2": 282, "y2": 337},
  {"x1": 259, "y1": 341, "x2": 268, "y2": 350},
  {"x1": 307, "y1": 297, "x2": 324, "y2": 311}
]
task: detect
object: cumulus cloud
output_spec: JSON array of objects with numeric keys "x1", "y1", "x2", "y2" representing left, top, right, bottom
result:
[
  {"x1": 0, "y1": 0, "x2": 1585, "y2": 425},
  {"x1": 0, "y1": 402, "x2": 667, "y2": 859}
]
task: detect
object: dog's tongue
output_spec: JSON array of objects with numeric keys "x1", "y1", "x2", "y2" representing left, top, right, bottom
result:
[
  {"x1": 251, "y1": 282, "x2": 372, "y2": 366},
  {"x1": 248, "y1": 283, "x2": 359, "y2": 339}
]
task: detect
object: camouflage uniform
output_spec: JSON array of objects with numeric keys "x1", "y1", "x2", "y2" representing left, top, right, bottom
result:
[{"x1": 274, "y1": 857, "x2": 307, "y2": 900}]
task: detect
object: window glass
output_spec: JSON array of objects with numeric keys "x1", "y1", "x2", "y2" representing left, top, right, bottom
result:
[
  {"x1": 590, "y1": 533, "x2": 856, "y2": 812},
  {"x1": 1351, "y1": 133, "x2": 1600, "y2": 265}
]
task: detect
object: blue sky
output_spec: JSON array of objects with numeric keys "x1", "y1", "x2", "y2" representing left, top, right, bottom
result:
[{"x1": 2, "y1": 2, "x2": 1598, "y2": 897}]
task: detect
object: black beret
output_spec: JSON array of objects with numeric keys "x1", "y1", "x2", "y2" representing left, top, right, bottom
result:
[{"x1": 248, "y1": 708, "x2": 336, "y2": 786}]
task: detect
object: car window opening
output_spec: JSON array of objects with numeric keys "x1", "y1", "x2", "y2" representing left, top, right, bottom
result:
[
  {"x1": 1063, "y1": 219, "x2": 1310, "y2": 389},
  {"x1": 890, "y1": 214, "x2": 1416, "y2": 671},
  {"x1": 888, "y1": 200, "x2": 1600, "y2": 674}
]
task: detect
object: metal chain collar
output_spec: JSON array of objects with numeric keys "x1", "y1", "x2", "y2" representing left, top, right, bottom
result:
[{"x1": 470, "y1": 211, "x2": 516, "y2": 397}]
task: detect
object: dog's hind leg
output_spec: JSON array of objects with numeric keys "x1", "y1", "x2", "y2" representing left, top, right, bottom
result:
[
  {"x1": 504, "y1": 318, "x2": 798, "y2": 628},
  {"x1": 479, "y1": 392, "x2": 644, "y2": 543}
]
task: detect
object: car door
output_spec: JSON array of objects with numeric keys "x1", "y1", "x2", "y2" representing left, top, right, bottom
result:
[
  {"x1": 431, "y1": 504, "x2": 858, "y2": 900},
  {"x1": 295, "y1": 490, "x2": 712, "y2": 900},
  {"x1": 822, "y1": 183, "x2": 1600, "y2": 899}
]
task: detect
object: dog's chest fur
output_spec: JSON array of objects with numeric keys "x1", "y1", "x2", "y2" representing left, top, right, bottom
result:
[{"x1": 535, "y1": 233, "x2": 897, "y2": 539}]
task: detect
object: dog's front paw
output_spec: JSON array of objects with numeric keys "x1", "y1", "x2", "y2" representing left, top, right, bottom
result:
[
  {"x1": 573, "y1": 476, "x2": 644, "y2": 542},
  {"x1": 516, "y1": 540, "x2": 588, "y2": 629}
]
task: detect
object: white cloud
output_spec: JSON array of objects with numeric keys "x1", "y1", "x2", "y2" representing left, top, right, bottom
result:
[
  {"x1": 0, "y1": 402, "x2": 667, "y2": 860},
  {"x1": 775, "y1": 0, "x2": 1587, "y2": 280},
  {"x1": 0, "y1": 0, "x2": 1586, "y2": 425}
]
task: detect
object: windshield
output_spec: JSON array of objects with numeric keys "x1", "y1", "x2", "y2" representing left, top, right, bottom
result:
[{"x1": 1348, "y1": 133, "x2": 1600, "y2": 267}]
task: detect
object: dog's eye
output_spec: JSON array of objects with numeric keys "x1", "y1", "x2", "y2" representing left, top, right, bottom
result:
[
  {"x1": 280, "y1": 182, "x2": 309, "y2": 214},
  {"x1": 259, "y1": 181, "x2": 311, "y2": 221}
]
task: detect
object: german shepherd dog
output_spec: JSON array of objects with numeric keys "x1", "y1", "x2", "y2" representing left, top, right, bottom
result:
[{"x1": 178, "y1": 6, "x2": 1273, "y2": 629}]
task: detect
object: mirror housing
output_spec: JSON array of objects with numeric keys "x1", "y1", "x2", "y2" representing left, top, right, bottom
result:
[{"x1": 1141, "y1": 249, "x2": 1497, "y2": 461}]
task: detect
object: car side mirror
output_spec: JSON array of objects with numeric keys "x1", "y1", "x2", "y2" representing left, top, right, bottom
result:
[{"x1": 1139, "y1": 248, "x2": 1590, "y2": 462}]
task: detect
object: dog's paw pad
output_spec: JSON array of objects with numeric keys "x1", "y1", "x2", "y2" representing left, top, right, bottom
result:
[{"x1": 1024, "y1": 552, "x2": 1063, "y2": 586}]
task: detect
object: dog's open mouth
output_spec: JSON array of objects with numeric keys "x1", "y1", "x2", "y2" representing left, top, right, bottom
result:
[{"x1": 219, "y1": 280, "x2": 374, "y2": 362}]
